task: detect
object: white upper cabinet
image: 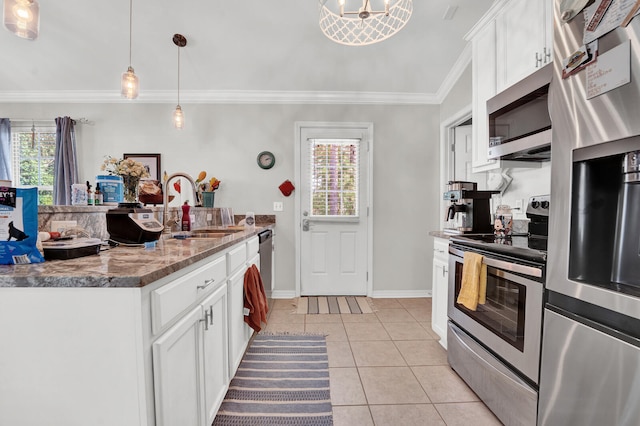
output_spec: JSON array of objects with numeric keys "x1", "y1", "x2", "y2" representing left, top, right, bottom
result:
[
  {"x1": 467, "y1": 0, "x2": 551, "y2": 172},
  {"x1": 471, "y1": 19, "x2": 498, "y2": 172},
  {"x1": 496, "y1": 0, "x2": 553, "y2": 92}
]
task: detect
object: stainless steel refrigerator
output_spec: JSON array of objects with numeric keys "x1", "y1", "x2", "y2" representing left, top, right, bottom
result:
[{"x1": 540, "y1": 1, "x2": 640, "y2": 425}]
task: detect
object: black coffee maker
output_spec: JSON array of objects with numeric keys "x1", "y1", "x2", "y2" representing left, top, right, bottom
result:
[
  {"x1": 443, "y1": 181, "x2": 498, "y2": 234},
  {"x1": 106, "y1": 202, "x2": 164, "y2": 244}
]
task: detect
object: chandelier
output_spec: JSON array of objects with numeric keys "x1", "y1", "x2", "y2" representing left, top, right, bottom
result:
[{"x1": 319, "y1": 0, "x2": 413, "y2": 46}]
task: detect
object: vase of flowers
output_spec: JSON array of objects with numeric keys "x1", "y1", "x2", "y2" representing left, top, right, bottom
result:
[
  {"x1": 101, "y1": 156, "x2": 150, "y2": 207},
  {"x1": 192, "y1": 172, "x2": 221, "y2": 207}
]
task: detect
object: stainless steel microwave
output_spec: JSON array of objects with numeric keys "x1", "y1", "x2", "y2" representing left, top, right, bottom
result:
[{"x1": 487, "y1": 63, "x2": 553, "y2": 162}]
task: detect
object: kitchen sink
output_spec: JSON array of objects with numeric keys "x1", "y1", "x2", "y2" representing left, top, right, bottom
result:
[
  {"x1": 169, "y1": 228, "x2": 243, "y2": 240},
  {"x1": 191, "y1": 228, "x2": 243, "y2": 237}
]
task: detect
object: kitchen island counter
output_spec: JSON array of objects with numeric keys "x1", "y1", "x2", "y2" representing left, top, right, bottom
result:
[{"x1": 0, "y1": 226, "x2": 273, "y2": 288}]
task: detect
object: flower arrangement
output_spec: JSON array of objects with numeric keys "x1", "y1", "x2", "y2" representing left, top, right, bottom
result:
[
  {"x1": 101, "y1": 156, "x2": 150, "y2": 179},
  {"x1": 101, "y1": 156, "x2": 150, "y2": 204},
  {"x1": 193, "y1": 171, "x2": 221, "y2": 207}
]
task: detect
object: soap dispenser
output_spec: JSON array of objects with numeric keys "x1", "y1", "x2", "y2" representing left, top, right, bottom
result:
[{"x1": 181, "y1": 202, "x2": 191, "y2": 231}]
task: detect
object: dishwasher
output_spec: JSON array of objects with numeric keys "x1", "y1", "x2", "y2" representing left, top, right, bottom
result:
[{"x1": 258, "y1": 229, "x2": 273, "y2": 304}]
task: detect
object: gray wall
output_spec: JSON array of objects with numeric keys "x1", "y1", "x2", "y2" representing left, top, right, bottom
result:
[
  {"x1": 4, "y1": 102, "x2": 440, "y2": 297},
  {"x1": 440, "y1": 64, "x2": 472, "y2": 122}
]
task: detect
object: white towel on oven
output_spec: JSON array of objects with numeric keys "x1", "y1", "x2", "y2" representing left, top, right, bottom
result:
[{"x1": 456, "y1": 252, "x2": 487, "y2": 311}]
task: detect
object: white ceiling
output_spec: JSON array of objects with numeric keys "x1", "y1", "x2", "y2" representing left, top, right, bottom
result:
[{"x1": 0, "y1": 0, "x2": 494, "y2": 104}]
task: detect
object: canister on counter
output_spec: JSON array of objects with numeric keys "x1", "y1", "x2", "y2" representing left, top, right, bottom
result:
[
  {"x1": 71, "y1": 183, "x2": 88, "y2": 205},
  {"x1": 96, "y1": 175, "x2": 123, "y2": 205},
  {"x1": 494, "y1": 205, "x2": 513, "y2": 238}
]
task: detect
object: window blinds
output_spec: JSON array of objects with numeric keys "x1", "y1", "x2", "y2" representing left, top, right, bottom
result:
[{"x1": 308, "y1": 138, "x2": 360, "y2": 218}]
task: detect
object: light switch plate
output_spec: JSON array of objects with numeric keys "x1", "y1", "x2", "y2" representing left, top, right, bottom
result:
[
  {"x1": 515, "y1": 199, "x2": 524, "y2": 211},
  {"x1": 273, "y1": 202, "x2": 283, "y2": 212}
]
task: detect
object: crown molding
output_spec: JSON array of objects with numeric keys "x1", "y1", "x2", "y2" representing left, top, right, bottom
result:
[
  {"x1": 0, "y1": 90, "x2": 440, "y2": 105},
  {"x1": 435, "y1": 43, "x2": 472, "y2": 103},
  {"x1": 464, "y1": 0, "x2": 509, "y2": 41}
]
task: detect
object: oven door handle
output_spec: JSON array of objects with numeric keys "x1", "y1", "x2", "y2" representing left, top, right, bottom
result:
[{"x1": 449, "y1": 246, "x2": 542, "y2": 278}]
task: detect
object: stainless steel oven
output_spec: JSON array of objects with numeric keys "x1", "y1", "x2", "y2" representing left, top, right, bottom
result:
[{"x1": 447, "y1": 235, "x2": 546, "y2": 426}]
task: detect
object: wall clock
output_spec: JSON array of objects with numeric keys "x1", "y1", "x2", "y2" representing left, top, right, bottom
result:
[{"x1": 257, "y1": 151, "x2": 276, "y2": 169}]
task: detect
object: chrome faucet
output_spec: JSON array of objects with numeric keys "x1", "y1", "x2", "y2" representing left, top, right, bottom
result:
[{"x1": 163, "y1": 172, "x2": 198, "y2": 233}]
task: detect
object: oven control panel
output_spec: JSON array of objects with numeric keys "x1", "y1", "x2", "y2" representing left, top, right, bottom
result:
[{"x1": 527, "y1": 195, "x2": 550, "y2": 217}]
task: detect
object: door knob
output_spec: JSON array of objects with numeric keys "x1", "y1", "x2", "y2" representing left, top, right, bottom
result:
[{"x1": 302, "y1": 219, "x2": 310, "y2": 232}]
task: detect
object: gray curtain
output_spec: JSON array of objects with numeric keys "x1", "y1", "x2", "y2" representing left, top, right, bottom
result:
[
  {"x1": 54, "y1": 116, "x2": 79, "y2": 205},
  {"x1": 0, "y1": 119, "x2": 11, "y2": 182}
]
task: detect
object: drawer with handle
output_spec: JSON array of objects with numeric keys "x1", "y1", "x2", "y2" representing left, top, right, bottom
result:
[
  {"x1": 151, "y1": 254, "x2": 227, "y2": 334},
  {"x1": 433, "y1": 238, "x2": 450, "y2": 262}
]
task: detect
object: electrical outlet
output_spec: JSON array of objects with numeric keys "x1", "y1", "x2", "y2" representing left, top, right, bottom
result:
[
  {"x1": 515, "y1": 199, "x2": 524, "y2": 211},
  {"x1": 206, "y1": 213, "x2": 212, "y2": 221},
  {"x1": 51, "y1": 220, "x2": 77, "y2": 233},
  {"x1": 273, "y1": 202, "x2": 283, "y2": 212}
]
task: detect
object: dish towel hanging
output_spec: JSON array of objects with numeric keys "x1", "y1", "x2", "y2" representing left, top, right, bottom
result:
[
  {"x1": 456, "y1": 251, "x2": 487, "y2": 311},
  {"x1": 243, "y1": 264, "x2": 269, "y2": 332}
]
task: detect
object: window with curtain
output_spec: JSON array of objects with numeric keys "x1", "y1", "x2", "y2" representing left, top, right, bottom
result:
[
  {"x1": 10, "y1": 121, "x2": 56, "y2": 205},
  {"x1": 309, "y1": 139, "x2": 360, "y2": 218}
]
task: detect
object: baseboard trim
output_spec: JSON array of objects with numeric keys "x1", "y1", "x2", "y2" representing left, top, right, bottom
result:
[
  {"x1": 271, "y1": 290, "x2": 433, "y2": 299},
  {"x1": 371, "y1": 290, "x2": 432, "y2": 298},
  {"x1": 271, "y1": 290, "x2": 297, "y2": 299}
]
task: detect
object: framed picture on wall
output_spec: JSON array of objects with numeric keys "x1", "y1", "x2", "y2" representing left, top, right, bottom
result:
[{"x1": 123, "y1": 153, "x2": 161, "y2": 181}]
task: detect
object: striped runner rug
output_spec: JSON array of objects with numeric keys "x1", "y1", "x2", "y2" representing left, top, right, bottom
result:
[
  {"x1": 296, "y1": 296, "x2": 373, "y2": 314},
  {"x1": 213, "y1": 334, "x2": 332, "y2": 426}
]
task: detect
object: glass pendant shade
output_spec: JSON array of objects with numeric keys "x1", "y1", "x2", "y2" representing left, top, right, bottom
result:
[
  {"x1": 3, "y1": 0, "x2": 39, "y2": 40},
  {"x1": 173, "y1": 105, "x2": 184, "y2": 129},
  {"x1": 121, "y1": 66, "x2": 139, "y2": 99}
]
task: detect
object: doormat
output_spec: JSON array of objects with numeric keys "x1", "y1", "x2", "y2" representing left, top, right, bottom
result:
[
  {"x1": 294, "y1": 296, "x2": 374, "y2": 314},
  {"x1": 213, "y1": 334, "x2": 332, "y2": 426}
]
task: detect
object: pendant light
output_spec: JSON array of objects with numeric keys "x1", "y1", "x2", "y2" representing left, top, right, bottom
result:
[
  {"x1": 172, "y1": 34, "x2": 186, "y2": 130},
  {"x1": 121, "y1": 0, "x2": 139, "y2": 99},
  {"x1": 319, "y1": 0, "x2": 413, "y2": 46},
  {"x1": 3, "y1": 0, "x2": 40, "y2": 40}
]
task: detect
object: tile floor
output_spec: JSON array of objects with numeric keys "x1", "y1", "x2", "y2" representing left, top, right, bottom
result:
[{"x1": 262, "y1": 297, "x2": 502, "y2": 426}]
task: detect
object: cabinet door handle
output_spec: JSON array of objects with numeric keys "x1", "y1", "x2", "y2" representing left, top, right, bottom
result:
[
  {"x1": 543, "y1": 47, "x2": 551, "y2": 63},
  {"x1": 198, "y1": 278, "x2": 215, "y2": 290},
  {"x1": 535, "y1": 52, "x2": 542, "y2": 68},
  {"x1": 434, "y1": 249, "x2": 445, "y2": 253},
  {"x1": 208, "y1": 305, "x2": 214, "y2": 326},
  {"x1": 200, "y1": 310, "x2": 211, "y2": 331}
]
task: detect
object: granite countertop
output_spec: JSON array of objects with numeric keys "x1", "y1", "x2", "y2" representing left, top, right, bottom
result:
[
  {"x1": 429, "y1": 230, "x2": 453, "y2": 240},
  {"x1": 0, "y1": 225, "x2": 273, "y2": 288}
]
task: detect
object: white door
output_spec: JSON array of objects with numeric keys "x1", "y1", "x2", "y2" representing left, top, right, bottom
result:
[
  {"x1": 298, "y1": 125, "x2": 370, "y2": 296},
  {"x1": 453, "y1": 125, "x2": 473, "y2": 182}
]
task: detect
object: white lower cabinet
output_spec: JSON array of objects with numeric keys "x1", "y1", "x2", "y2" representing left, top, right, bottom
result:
[
  {"x1": 201, "y1": 286, "x2": 229, "y2": 425},
  {"x1": 431, "y1": 237, "x2": 449, "y2": 349},
  {"x1": 153, "y1": 305, "x2": 203, "y2": 426},
  {"x1": 0, "y1": 236, "x2": 262, "y2": 426},
  {"x1": 227, "y1": 266, "x2": 251, "y2": 375},
  {"x1": 152, "y1": 283, "x2": 228, "y2": 426}
]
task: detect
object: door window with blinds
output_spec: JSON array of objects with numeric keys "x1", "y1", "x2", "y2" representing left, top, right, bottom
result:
[{"x1": 308, "y1": 139, "x2": 360, "y2": 219}]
